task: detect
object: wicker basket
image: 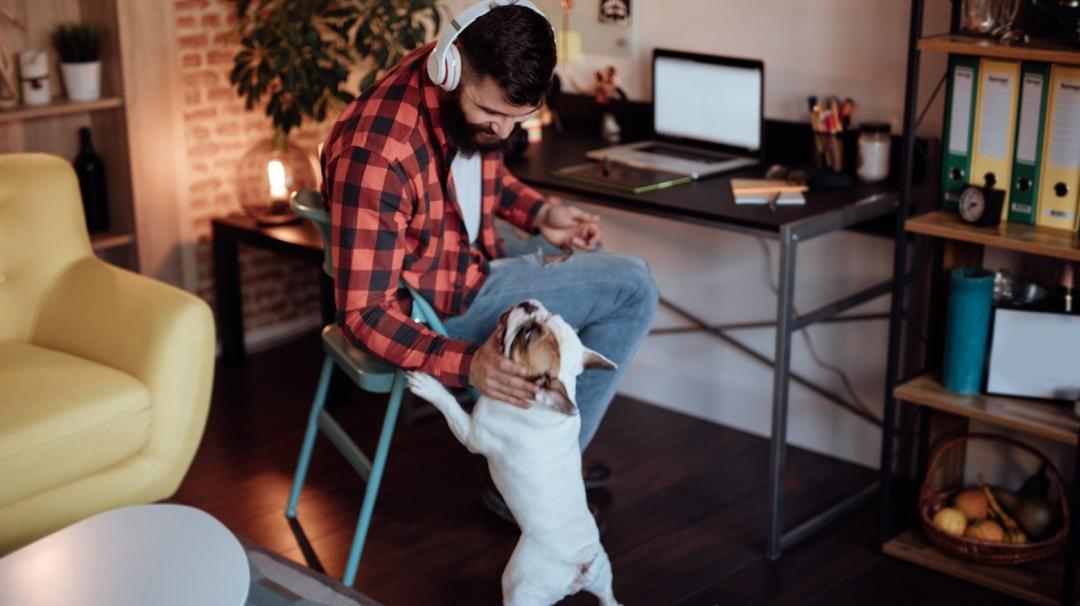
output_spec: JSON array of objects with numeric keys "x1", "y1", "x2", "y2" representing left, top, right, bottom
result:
[{"x1": 919, "y1": 433, "x2": 1069, "y2": 566}]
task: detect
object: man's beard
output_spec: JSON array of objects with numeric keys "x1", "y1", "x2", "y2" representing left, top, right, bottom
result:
[{"x1": 441, "y1": 88, "x2": 506, "y2": 157}]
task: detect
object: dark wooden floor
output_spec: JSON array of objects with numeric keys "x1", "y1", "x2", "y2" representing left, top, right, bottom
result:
[{"x1": 171, "y1": 331, "x2": 1017, "y2": 605}]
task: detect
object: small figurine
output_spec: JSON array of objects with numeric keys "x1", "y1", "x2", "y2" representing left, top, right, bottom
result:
[{"x1": 593, "y1": 65, "x2": 626, "y2": 143}]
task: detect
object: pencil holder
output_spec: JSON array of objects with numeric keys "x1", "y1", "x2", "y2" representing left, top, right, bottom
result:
[
  {"x1": 811, "y1": 130, "x2": 857, "y2": 174},
  {"x1": 943, "y1": 267, "x2": 995, "y2": 394}
]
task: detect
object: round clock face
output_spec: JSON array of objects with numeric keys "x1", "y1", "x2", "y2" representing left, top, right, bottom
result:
[{"x1": 959, "y1": 186, "x2": 986, "y2": 223}]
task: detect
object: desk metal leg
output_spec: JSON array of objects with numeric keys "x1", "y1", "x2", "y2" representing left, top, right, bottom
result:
[
  {"x1": 766, "y1": 226, "x2": 798, "y2": 559},
  {"x1": 212, "y1": 225, "x2": 245, "y2": 365}
]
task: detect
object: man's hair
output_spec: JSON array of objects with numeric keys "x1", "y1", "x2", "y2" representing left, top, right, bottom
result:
[{"x1": 457, "y1": 4, "x2": 556, "y2": 108}]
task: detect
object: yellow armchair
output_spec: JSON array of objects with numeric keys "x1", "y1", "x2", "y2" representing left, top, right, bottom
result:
[{"x1": 0, "y1": 153, "x2": 215, "y2": 553}]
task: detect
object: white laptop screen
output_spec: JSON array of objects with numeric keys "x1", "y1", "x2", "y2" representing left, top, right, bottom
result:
[{"x1": 654, "y1": 55, "x2": 762, "y2": 152}]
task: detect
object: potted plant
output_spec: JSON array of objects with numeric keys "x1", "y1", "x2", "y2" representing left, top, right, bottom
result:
[
  {"x1": 229, "y1": 0, "x2": 441, "y2": 146},
  {"x1": 51, "y1": 23, "x2": 105, "y2": 102}
]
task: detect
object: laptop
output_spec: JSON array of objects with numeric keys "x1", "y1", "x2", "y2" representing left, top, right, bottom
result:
[{"x1": 585, "y1": 49, "x2": 764, "y2": 180}]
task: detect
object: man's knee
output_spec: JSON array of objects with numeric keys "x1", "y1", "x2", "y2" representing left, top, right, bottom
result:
[{"x1": 613, "y1": 254, "x2": 659, "y2": 311}]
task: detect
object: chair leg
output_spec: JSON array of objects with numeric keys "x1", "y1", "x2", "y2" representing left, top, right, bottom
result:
[
  {"x1": 341, "y1": 370, "x2": 406, "y2": 586},
  {"x1": 286, "y1": 355, "x2": 335, "y2": 518}
]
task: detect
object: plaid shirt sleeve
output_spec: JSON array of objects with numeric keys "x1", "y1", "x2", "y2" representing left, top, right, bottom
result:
[
  {"x1": 328, "y1": 146, "x2": 479, "y2": 387},
  {"x1": 495, "y1": 159, "x2": 546, "y2": 233}
]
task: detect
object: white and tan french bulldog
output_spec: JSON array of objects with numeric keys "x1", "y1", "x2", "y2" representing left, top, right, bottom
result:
[{"x1": 407, "y1": 299, "x2": 622, "y2": 606}]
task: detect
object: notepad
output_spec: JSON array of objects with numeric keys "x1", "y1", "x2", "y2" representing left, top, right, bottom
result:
[
  {"x1": 734, "y1": 192, "x2": 805, "y2": 206},
  {"x1": 731, "y1": 179, "x2": 807, "y2": 205}
]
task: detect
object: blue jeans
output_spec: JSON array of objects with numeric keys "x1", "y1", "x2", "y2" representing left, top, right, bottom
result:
[{"x1": 444, "y1": 222, "x2": 659, "y2": 450}]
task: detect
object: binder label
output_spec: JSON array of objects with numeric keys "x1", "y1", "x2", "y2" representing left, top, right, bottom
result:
[
  {"x1": 948, "y1": 67, "x2": 974, "y2": 155},
  {"x1": 1016, "y1": 74, "x2": 1045, "y2": 165},
  {"x1": 979, "y1": 73, "x2": 1014, "y2": 160},
  {"x1": 1049, "y1": 80, "x2": 1080, "y2": 170}
]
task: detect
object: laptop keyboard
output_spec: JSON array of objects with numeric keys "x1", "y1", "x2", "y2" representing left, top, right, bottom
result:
[{"x1": 637, "y1": 144, "x2": 733, "y2": 164}]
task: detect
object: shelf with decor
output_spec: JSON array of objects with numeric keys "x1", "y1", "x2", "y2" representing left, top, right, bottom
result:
[
  {"x1": 918, "y1": 33, "x2": 1080, "y2": 65},
  {"x1": 894, "y1": 373, "x2": 1079, "y2": 447},
  {"x1": 887, "y1": 213, "x2": 1080, "y2": 603},
  {"x1": 884, "y1": 529, "x2": 1068, "y2": 606},
  {"x1": 907, "y1": 210, "x2": 1080, "y2": 263},
  {"x1": 0, "y1": 96, "x2": 122, "y2": 124},
  {"x1": 0, "y1": 0, "x2": 143, "y2": 268},
  {"x1": 881, "y1": 2, "x2": 1080, "y2": 606}
]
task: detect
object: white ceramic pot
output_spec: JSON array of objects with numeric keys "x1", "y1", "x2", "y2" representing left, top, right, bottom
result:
[{"x1": 60, "y1": 61, "x2": 102, "y2": 102}]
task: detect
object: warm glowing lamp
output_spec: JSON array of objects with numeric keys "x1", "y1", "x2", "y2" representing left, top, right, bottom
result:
[{"x1": 236, "y1": 139, "x2": 316, "y2": 225}]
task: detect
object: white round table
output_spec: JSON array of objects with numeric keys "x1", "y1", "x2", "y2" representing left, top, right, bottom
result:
[{"x1": 0, "y1": 504, "x2": 250, "y2": 606}]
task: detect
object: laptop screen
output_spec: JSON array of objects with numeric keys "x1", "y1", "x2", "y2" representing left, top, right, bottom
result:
[{"x1": 653, "y1": 52, "x2": 763, "y2": 153}]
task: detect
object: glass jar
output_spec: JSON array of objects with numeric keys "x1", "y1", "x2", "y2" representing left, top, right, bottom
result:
[{"x1": 857, "y1": 122, "x2": 891, "y2": 183}]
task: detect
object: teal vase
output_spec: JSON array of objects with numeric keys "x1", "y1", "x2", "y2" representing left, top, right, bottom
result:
[{"x1": 942, "y1": 268, "x2": 995, "y2": 394}]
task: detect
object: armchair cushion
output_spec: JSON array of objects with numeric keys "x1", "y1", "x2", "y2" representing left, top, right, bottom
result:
[{"x1": 0, "y1": 342, "x2": 151, "y2": 506}]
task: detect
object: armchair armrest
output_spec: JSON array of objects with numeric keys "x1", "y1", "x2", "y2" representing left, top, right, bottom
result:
[{"x1": 30, "y1": 256, "x2": 215, "y2": 489}]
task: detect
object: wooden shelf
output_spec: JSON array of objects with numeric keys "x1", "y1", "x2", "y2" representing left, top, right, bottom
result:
[
  {"x1": 918, "y1": 33, "x2": 1080, "y2": 65},
  {"x1": 894, "y1": 374, "x2": 1079, "y2": 446},
  {"x1": 0, "y1": 97, "x2": 123, "y2": 124},
  {"x1": 90, "y1": 231, "x2": 135, "y2": 252},
  {"x1": 884, "y1": 530, "x2": 1069, "y2": 605},
  {"x1": 907, "y1": 210, "x2": 1080, "y2": 263}
]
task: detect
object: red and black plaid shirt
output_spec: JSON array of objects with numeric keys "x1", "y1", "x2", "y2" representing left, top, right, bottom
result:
[{"x1": 321, "y1": 43, "x2": 546, "y2": 387}]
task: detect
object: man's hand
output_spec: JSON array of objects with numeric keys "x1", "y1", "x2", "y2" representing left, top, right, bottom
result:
[
  {"x1": 468, "y1": 329, "x2": 539, "y2": 407},
  {"x1": 537, "y1": 202, "x2": 601, "y2": 251}
]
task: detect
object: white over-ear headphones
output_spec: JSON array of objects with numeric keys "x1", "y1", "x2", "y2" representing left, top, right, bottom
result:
[{"x1": 426, "y1": 0, "x2": 552, "y2": 92}]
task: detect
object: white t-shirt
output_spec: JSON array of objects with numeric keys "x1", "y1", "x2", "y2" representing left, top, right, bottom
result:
[{"x1": 450, "y1": 151, "x2": 482, "y2": 243}]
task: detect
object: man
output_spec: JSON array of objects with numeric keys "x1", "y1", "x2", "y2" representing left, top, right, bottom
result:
[{"x1": 321, "y1": 2, "x2": 657, "y2": 518}]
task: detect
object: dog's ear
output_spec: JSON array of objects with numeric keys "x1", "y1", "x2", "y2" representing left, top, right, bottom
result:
[
  {"x1": 583, "y1": 348, "x2": 617, "y2": 371},
  {"x1": 536, "y1": 374, "x2": 576, "y2": 415}
]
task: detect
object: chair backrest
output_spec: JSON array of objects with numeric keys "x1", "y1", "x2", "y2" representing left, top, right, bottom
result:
[
  {"x1": 0, "y1": 153, "x2": 93, "y2": 342},
  {"x1": 291, "y1": 189, "x2": 334, "y2": 278},
  {"x1": 290, "y1": 189, "x2": 448, "y2": 335}
]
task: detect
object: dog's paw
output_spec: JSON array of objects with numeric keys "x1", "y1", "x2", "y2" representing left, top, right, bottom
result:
[{"x1": 406, "y1": 371, "x2": 444, "y2": 402}]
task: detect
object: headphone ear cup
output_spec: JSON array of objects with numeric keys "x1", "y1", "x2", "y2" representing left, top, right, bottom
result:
[
  {"x1": 444, "y1": 44, "x2": 461, "y2": 91},
  {"x1": 426, "y1": 49, "x2": 445, "y2": 88}
]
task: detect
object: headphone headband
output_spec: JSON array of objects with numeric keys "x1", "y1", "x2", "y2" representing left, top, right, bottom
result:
[{"x1": 426, "y1": 0, "x2": 552, "y2": 92}]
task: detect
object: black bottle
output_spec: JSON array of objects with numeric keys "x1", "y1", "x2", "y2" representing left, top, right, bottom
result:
[{"x1": 73, "y1": 127, "x2": 109, "y2": 233}]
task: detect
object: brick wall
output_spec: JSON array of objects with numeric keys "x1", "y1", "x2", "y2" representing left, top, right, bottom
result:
[{"x1": 175, "y1": 0, "x2": 323, "y2": 341}]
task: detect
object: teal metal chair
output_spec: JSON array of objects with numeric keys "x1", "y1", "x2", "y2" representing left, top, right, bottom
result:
[{"x1": 286, "y1": 189, "x2": 445, "y2": 586}]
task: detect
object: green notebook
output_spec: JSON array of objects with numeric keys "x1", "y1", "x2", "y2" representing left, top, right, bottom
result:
[{"x1": 553, "y1": 161, "x2": 693, "y2": 194}]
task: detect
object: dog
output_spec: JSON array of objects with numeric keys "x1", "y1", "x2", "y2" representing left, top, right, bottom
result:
[{"x1": 407, "y1": 300, "x2": 622, "y2": 606}]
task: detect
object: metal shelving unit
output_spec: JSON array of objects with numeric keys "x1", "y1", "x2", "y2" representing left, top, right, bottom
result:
[{"x1": 879, "y1": 2, "x2": 1080, "y2": 604}]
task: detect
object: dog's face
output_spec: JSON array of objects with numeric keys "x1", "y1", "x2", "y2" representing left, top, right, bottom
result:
[{"x1": 496, "y1": 300, "x2": 616, "y2": 415}]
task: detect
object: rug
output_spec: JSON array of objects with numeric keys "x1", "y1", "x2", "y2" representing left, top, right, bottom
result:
[{"x1": 243, "y1": 542, "x2": 382, "y2": 606}]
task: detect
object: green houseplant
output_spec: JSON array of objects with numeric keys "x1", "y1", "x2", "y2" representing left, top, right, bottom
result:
[
  {"x1": 51, "y1": 23, "x2": 105, "y2": 101},
  {"x1": 229, "y1": 0, "x2": 441, "y2": 144}
]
